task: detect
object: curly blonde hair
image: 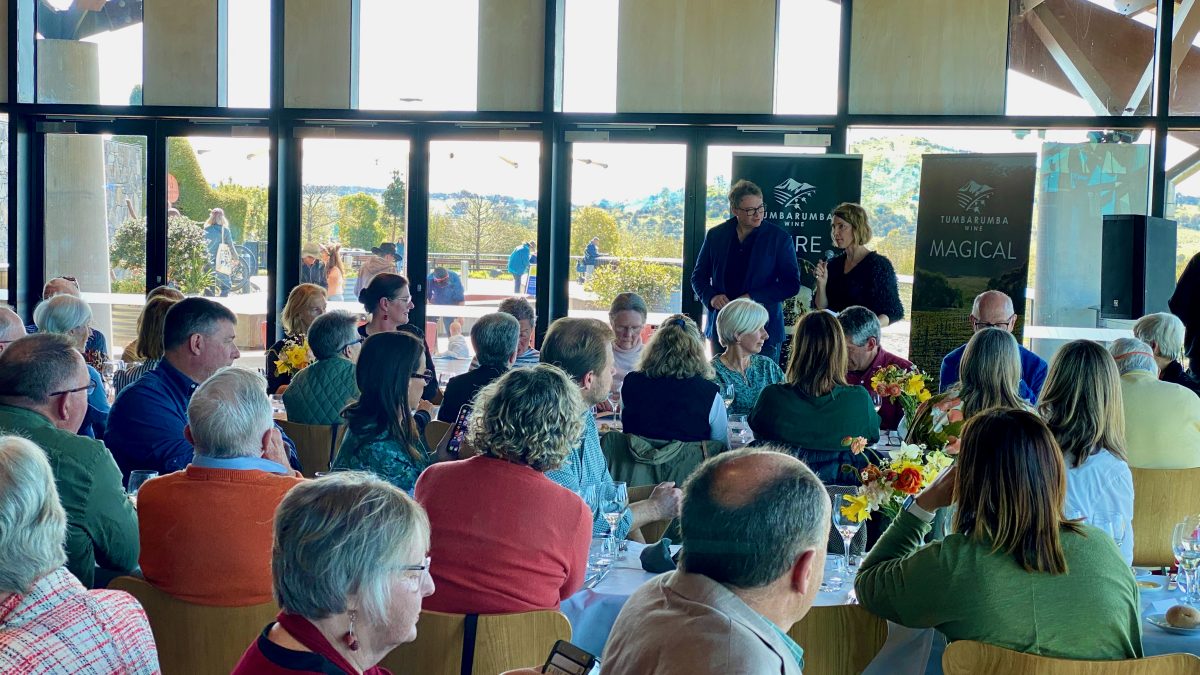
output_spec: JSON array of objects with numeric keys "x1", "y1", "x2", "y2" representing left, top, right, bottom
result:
[
  {"x1": 467, "y1": 364, "x2": 586, "y2": 473},
  {"x1": 637, "y1": 314, "x2": 714, "y2": 380}
]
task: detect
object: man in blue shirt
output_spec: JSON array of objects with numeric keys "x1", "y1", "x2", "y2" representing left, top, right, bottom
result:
[
  {"x1": 540, "y1": 317, "x2": 681, "y2": 539},
  {"x1": 105, "y1": 298, "x2": 245, "y2": 480},
  {"x1": 939, "y1": 290, "x2": 1048, "y2": 403}
]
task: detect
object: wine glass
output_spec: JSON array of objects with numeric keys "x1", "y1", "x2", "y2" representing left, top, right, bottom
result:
[
  {"x1": 601, "y1": 482, "x2": 629, "y2": 559},
  {"x1": 1174, "y1": 522, "x2": 1191, "y2": 596},
  {"x1": 869, "y1": 388, "x2": 882, "y2": 412},
  {"x1": 127, "y1": 470, "x2": 158, "y2": 496},
  {"x1": 833, "y1": 502, "x2": 865, "y2": 581},
  {"x1": 1176, "y1": 516, "x2": 1200, "y2": 604},
  {"x1": 720, "y1": 384, "x2": 736, "y2": 413},
  {"x1": 1091, "y1": 512, "x2": 1129, "y2": 553}
]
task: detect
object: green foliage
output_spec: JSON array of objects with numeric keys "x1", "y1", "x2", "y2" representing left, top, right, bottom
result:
[
  {"x1": 215, "y1": 183, "x2": 268, "y2": 243},
  {"x1": 302, "y1": 185, "x2": 338, "y2": 244},
  {"x1": 338, "y1": 192, "x2": 386, "y2": 250},
  {"x1": 572, "y1": 206, "x2": 620, "y2": 253},
  {"x1": 911, "y1": 270, "x2": 963, "y2": 310},
  {"x1": 874, "y1": 229, "x2": 915, "y2": 276},
  {"x1": 586, "y1": 259, "x2": 678, "y2": 313},
  {"x1": 167, "y1": 137, "x2": 249, "y2": 241},
  {"x1": 382, "y1": 171, "x2": 407, "y2": 240},
  {"x1": 110, "y1": 215, "x2": 214, "y2": 294}
]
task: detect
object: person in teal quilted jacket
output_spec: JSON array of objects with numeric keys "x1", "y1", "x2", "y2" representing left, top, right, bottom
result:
[{"x1": 282, "y1": 310, "x2": 361, "y2": 426}]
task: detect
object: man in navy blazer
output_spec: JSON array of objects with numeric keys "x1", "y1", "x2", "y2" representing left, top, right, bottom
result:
[{"x1": 691, "y1": 180, "x2": 801, "y2": 363}]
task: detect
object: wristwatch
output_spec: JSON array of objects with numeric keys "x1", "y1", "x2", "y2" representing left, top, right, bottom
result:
[{"x1": 902, "y1": 495, "x2": 937, "y2": 523}]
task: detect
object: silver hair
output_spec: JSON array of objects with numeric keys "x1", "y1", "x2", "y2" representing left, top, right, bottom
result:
[
  {"x1": 836, "y1": 305, "x2": 881, "y2": 347},
  {"x1": 33, "y1": 294, "x2": 91, "y2": 336},
  {"x1": 1133, "y1": 313, "x2": 1186, "y2": 362},
  {"x1": 472, "y1": 312, "x2": 520, "y2": 369},
  {"x1": 272, "y1": 471, "x2": 431, "y2": 625},
  {"x1": 0, "y1": 436, "x2": 67, "y2": 593},
  {"x1": 0, "y1": 308, "x2": 26, "y2": 343},
  {"x1": 1108, "y1": 337, "x2": 1158, "y2": 376},
  {"x1": 308, "y1": 310, "x2": 360, "y2": 361},
  {"x1": 971, "y1": 290, "x2": 1014, "y2": 319},
  {"x1": 715, "y1": 298, "x2": 769, "y2": 347},
  {"x1": 187, "y1": 367, "x2": 273, "y2": 459}
]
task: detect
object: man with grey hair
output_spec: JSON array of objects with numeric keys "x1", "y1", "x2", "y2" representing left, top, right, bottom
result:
[
  {"x1": 437, "y1": 312, "x2": 520, "y2": 423},
  {"x1": 283, "y1": 310, "x2": 361, "y2": 425},
  {"x1": 838, "y1": 305, "x2": 913, "y2": 431},
  {"x1": 939, "y1": 290, "x2": 1047, "y2": 402},
  {"x1": 603, "y1": 448, "x2": 826, "y2": 674},
  {"x1": 498, "y1": 296, "x2": 541, "y2": 366},
  {"x1": 136, "y1": 367, "x2": 304, "y2": 606},
  {"x1": 1109, "y1": 336, "x2": 1200, "y2": 468},
  {"x1": 0, "y1": 307, "x2": 26, "y2": 352},
  {"x1": 1133, "y1": 312, "x2": 1200, "y2": 397},
  {"x1": 0, "y1": 333, "x2": 137, "y2": 588}
]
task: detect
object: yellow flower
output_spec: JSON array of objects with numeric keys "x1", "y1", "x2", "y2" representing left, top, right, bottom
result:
[
  {"x1": 918, "y1": 389, "x2": 932, "y2": 402},
  {"x1": 904, "y1": 374, "x2": 926, "y2": 397},
  {"x1": 841, "y1": 493, "x2": 871, "y2": 523}
]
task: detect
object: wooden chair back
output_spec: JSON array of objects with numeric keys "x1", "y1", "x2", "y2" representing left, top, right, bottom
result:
[
  {"x1": 381, "y1": 610, "x2": 570, "y2": 675},
  {"x1": 276, "y1": 419, "x2": 338, "y2": 477},
  {"x1": 628, "y1": 484, "x2": 670, "y2": 544},
  {"x1": 425, "y1": 420, "x2": 452, "y2": 451},
  {"x1": 943, "y1": 640, "x2": 1200, "y2": 674},
  {"x1": 108, "y1": 576, "x2": 277, "y2": 675},
  {"x1": 1132, "y1": 467, "x2": 1200, "y2": 567},
  {"x1": 787, "y1": 604, "x2": 887, "y2": 675}
]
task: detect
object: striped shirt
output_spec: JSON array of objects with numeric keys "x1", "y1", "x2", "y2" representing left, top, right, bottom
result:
[{"x1": 0, "y1": 567, "x2": 158, "y2": 674}]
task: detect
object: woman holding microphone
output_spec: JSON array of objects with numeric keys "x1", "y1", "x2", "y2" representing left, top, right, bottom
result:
[{"x1": 813, "y1": 202, "x2": 904, "y2": 326}]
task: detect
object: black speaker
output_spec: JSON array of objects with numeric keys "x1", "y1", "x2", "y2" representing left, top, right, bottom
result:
[{"x1": 1100, "y1": 215, "x2": 1177, "y2": 320}]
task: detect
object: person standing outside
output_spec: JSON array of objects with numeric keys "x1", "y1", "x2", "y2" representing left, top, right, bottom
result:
[
  {"x1": 508, "y1": 241, "x2": 535, "y2": 294},
  {"x1": 583, "y1": 237, "x2": 601, "y2": 282},
  {"x1": 691, "y1": 180, "x2": 801, "y2": 363},
  {"x1": 204, "y1": 208, "x2": 235, "y2": 298},
  {"x1": 298, "y1": 243, "x2": 327, "y2": 290}
]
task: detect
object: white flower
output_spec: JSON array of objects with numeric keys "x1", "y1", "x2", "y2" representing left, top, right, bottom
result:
[{"x1": 889, "y1": 443, "x2": 924, "y2": 462}]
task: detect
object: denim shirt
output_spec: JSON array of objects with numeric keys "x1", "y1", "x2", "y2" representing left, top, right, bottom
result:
[{"x1": 545, "y1": 413, "x2": 634, "y2": 538}]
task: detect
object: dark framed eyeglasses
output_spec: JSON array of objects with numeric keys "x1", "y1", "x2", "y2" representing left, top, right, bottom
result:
[
  {"x1": 410, "y1": 371, "x2": 435, "y2": 386},
  {"x1": 400, "y1": 556, "x2": 431, "y2": 574},
  {"x1": 49, "y1": 380, "x2": 97, "y2": 397},
  {"x1": 735, "y1": 205, "x2": 766, "y2": 216},
  {"x1": 971, "y1": 316, "x2": 1015, "y2": 330},
  {"x1": 340, "y1": 337, "x2": 365, "y2": 352}
]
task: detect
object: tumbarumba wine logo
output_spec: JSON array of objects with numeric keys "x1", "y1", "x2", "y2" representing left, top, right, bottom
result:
[
  {"x1": 956, "y1": 180, "x2": 995, "y2": 214},
  {"x1": 774, "y1": 178, "x2": 818, "y2": 209}
]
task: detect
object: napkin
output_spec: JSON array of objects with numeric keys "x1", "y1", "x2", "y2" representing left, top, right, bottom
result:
[{"x1": 640, "y1": 538, "x2": 677, "y2": 573}]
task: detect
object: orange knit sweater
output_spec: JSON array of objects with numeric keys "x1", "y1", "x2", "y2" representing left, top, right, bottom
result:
[{"x1": 136, "y1": 465, "x2": 304, "y2": 607}]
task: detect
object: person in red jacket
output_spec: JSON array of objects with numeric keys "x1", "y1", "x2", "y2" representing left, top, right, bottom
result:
[{"x1": 415, "y1": 364, "x2": 593, "y2": 614}]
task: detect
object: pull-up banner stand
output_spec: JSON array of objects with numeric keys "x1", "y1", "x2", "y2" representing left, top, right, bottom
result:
[
  {"x1": 909, "y1": 153, "x2": 1037, "y2": 377},
  {"x1": 730, "y1": 153, "x2": 863, "y2": 358}
]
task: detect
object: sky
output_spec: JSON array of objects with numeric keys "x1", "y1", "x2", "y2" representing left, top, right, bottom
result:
[{"x1": 60, "y1": 0, "x2": 1200, "y2": 203}]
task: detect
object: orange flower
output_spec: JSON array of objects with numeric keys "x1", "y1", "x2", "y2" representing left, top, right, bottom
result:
[
  {"x1": 887, "y1": 384, "x2": 902, "y2": 397},
  {"x1": 947, "y1": 409, "x2": 964, "y2": 423},
  {"x1": 893, "y1": 467, "x2": 923, "y2": 495},
  {"x1": 944, "y1": 436, "x2": 961, "y2": 455},
  {"x1": 861, "y1": 464, "x2": 882, "y2": 483}
]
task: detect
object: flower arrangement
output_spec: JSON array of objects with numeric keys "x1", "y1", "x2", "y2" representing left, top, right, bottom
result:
[
  {"x1": 869, "y1": 364, "x2": 933, "y2": 423},
  {"x1": 839, "y1": 438, "x2": 954, "y2": 523},
  {"x1": 273, "y1": 337, "x2": 312, "y2": 376}
]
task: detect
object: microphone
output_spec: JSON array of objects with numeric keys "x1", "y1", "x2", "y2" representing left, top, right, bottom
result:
[{"x1": 823, "y1": 249, "x2": 836, "y2": 262}]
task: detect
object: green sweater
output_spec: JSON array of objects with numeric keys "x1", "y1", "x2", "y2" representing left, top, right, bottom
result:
[{"x1": 855, "y1": 510, "x2": 1143, "y2": 660}]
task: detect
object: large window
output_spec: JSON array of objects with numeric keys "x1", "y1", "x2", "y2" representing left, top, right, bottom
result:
[
  {"x1": 774, "y1": 0, "x2": 840, "y2": 115},
  {"x1": 37, "y1": 0, "x2": 143, "y2": 105},
  {"x1": 228, "y1": 0, "x2": 271, "y2": 108},
  {"x1": 44, "y1": 131, "x2": 147, "y2": 353},
  {"x1": 1166, "y1": 131, "x2": 1200, "y2": 277},
  {"x1": 568, "y1": 142, "x2": 686, "y2": 324}
]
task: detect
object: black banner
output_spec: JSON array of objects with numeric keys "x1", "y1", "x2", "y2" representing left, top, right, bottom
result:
[
  {"x1": 730, "y1": 154, "x2": 863, "y2": 349},
  {"x1": 909, "y1": 153, "x2": 1037, "y2": 375}
]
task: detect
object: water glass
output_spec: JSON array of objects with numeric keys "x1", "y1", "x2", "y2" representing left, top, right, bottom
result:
[
  {"x1": 1090, "y1": 512, "x2": 1129, "y2": 552},
  {"x1": 127, "y1": 470, "x2": 158, "y2": 496},
  {"x1": 588, "y1": 536, "x2": 614, "y2": 571}
]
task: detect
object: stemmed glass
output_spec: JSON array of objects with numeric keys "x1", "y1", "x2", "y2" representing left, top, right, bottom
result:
[
  {"x1": 720, "y1": 384, "x2": 736, "y2": 413},
  {"x1": 1174, "y1": 516, "x2": 1200, "y2": 604},
  {"x1": 1174, "y1": 522, "x2": 1191, "y2": 596},
  {"x1": 833, "y1": 504, "x2": 865, "y2": 580},
  {"x1": 601, "y1": 482, "x2": 628, "y2": 559},
  {"x1": 1090, "y1": 512, "x2": 1129, "y2": 556},
  {"x1": 869, "y1": 388, "x2": 882, "y2": 412}
]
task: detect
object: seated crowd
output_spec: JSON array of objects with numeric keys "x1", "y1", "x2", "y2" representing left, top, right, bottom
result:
[{"x1": 2, "y1": 271, "x2": 1198, "y2": 674}]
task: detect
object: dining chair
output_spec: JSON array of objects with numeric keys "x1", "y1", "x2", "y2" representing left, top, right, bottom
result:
[
  {"x1": 380, "y1": 609, "x2": 571, "y2": 675},
  {"x1": 108, "y1": 576, "x2": 278, "y2": 675},
  {"x1": 943, "y1": 640, "x2": 1200, "y2": 674},
  {"x1": 825, "y1": 484, "x2": 869, "y2": 556},
  {"x1": 276, "y1": 419, "x2": 339, "y2": 477},
  {"x1": 788, "y1": 605, "x2": 887, "y2": 675},
  {"x1": 1131, "y1": 467, "x2": 1200, "y2": 567},
  {"x1": 628, "y1": 484, "x2": 672, "y2": 544}
]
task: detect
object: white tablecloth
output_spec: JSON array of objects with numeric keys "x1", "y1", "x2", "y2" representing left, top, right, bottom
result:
[{"x1": 560, "y1": 554, "x2": 1199, "y2": 672}]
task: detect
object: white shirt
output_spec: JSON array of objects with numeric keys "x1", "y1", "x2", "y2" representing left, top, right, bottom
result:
[{"x1": 1064, "y1": 449, "x2": 1134, "y2": 565}]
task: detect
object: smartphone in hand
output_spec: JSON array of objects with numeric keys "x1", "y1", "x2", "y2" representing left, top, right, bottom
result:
[{"x1": 542, "y1": 640, "x2": 598, "y2": 675}]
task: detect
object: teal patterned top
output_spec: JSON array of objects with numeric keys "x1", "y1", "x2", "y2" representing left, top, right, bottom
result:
[
  {"x1": 332, "y1": 427, "x2": 432, "y2": 493},
  {"x1": 710, "y1": 354, "x2": 785, "y2": 416}
]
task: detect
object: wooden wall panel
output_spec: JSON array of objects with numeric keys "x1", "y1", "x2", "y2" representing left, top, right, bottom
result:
[
  {"x1": 848, "y1": 0, "x2": 1009, "y2": 115},
  {"x1": 285, "y1": 0, "x2": 354, "y2": 109},
  {"x1": 478, "y1": 0, "x2": 544, "y2": 111},
  {"x1": 616, "y1": 0, "x2": 775, "y2": 114},
  {"x1": 144, "y1": 0, "x2": 223, "y2": 107}
]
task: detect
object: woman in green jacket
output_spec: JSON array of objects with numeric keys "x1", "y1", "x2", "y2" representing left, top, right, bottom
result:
[
  {"x1": 748, "y1": 311, "x2": 879, "y2": 484},
  {"x1": 855, "y1": 408, "x2": 1142, "y2": 661}
]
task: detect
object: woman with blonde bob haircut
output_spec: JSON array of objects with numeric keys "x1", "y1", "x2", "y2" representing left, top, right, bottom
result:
[
  {"x1": 813, "y1": 202, "x2": 904, "y2": 325},
  {"x1": 749, "y1": 311, "x2": 879, "y2": 483},
  {"x1": 621, "y1": 314, "x2": 728, "y2": 444},
  {"x1": 233, "y1": 471, "x2": 434, "y2": 673},
  {"x1": 0, "y1": 436, "x2": 159, "y2": 672},
  {"x1": 414, "y1": 365, "x2": 593, "y2": 614},
  {"x1": 1133, "y1": 312, "x2": 1200, "y2": 395},
  {"x1": 711, "y1": 298, "x2": 784, "y2": 416},
  {"x1": 856, "y1": 409, "x2": 1142, "y2": 660},
  {"x1": 114, "y1": 295, "x2": 179, "y2": 395},
  {"x1": 265, "y1": 283, "x2": 328, "y2": 394},
  {"x1": 1038, "y1": 340, "x2": 1133, "y2": 563}
]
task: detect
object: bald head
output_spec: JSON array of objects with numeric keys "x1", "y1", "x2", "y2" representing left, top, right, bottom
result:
[
  {"x1": 0, "y1": 308, "x2": 25, "y2": 350},
  {"x1": 971, "y1": 290, "x2": 1016, "y2": 331},
  {"x1": 681, "y1": 447, "x2": 828, "y2": 589},
  {"x1": 42, "y1": 277, "x2": 80, "y2": 301}
]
